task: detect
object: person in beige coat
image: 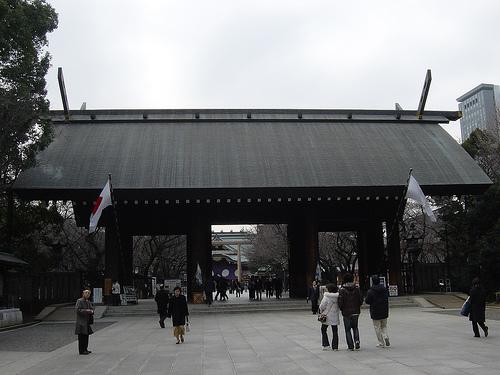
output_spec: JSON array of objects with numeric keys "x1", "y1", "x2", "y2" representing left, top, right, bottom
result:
[
  {"x1": 318, "y1": 284, "x2": 340, "y2": 350},
  {"x1": 75, "y1": 289, "x2": 94, "y2": 355}
]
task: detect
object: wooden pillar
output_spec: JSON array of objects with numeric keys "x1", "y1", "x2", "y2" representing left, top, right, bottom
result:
[
  {"x1": 356, "y1": 221, "x2": 385, "y2": 291},
  {"x1": 366, "y1": 221, "x2": 386, "y2": 277},
  {"x1": 387, "y1": 221, "x2": 402, "y2": 292},
  {"x1": 104, "y1": 224, "x2": 120, "y2": 304},
  {"x1": 120, "y1": 232, "x2": 133, "y2": 286},
  {"x1": 356, "y1": 228, "x2": 368, "y2": 291},
  {"x1": 104, "y1": 224, "x2": 121, "y2": 283},
  {"x1": 288, "y1": 221, "x2": 306, "y2": 298},
  {"x1": 186, "y1": 217, "x2": 211, "y2": 302},
  {"x1": 237, "y1": 244, "x2": 242, "y2": 282},
  {"x1": 305, "y1": 214, "x2": 319, "y2": 290},
  {"x1": 288, "y1": 213, "x2": 318, "y2": 298}
]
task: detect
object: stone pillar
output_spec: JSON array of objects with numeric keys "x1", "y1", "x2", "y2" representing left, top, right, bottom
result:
[
  {"x1": 186, "y1": 217, "x2": 211, "y2": 302},
  {"x1": 387, "y1": 221, "x2": 402, "y2": 292},
  {"x1": 288, "y1": 213, "x2": 318, "y2": 298}
]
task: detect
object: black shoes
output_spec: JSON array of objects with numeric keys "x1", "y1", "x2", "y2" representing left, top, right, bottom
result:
[
  {"x1": 79, "y1": 351, "x2": 91, "y2": 355},
  {"x1": 384, "y1": 338, "x2": 390, "y2": 347},
  {"x1": 159, "y1": 321, "x2": 165, "y2": 328},
  {"x1": 484, "y1": 326, "x2": 489, "y2": 337},
  {"x1": 355, "y1": 341, "x2": 360, "y2": 350}
]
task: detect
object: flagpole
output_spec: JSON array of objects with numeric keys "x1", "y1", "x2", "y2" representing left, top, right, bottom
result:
[
  {"x1": 108, "y1": 173, "x2": 126, "y2": 287},
  {"x1": 386, "y1": 168, "x2": 413, "y2": 255}
]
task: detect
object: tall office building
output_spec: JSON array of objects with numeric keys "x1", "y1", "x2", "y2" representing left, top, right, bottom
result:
[{"x1": 457, "y1": 83, "x2": 500, "y2": 141}]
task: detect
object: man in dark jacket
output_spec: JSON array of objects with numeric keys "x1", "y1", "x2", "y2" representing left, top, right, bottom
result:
[
  {"x1": 155, "y1": 285, "x2": 170, "y2": 328},
  {"x1": 365, "y1": 275, "x2": 390, "y2": 347},
  {"x1": 338, "y1": 273, "x2": 363, "y2": 350}
]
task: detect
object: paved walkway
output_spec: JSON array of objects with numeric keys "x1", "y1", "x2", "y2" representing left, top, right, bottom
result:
[{"x1": 1, "y1": 307, "x2": 499, "y2": 374}]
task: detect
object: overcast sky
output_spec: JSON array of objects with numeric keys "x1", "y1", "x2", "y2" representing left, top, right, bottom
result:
[{"x1": 43, "y1": 0, "x2": 499, "y2": 231}]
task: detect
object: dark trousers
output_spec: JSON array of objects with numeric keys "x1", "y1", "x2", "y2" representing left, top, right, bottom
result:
[
  {"x1": 311, "y1": 299, "x2": 319, "y2": 314},
  {"x1": 472, "y1": 321, "x2": 487, "y2": 336},
  {"x1": 205, "y1": 291, "x2": 213, "y2": 305},
  {"x1": 78, "y1": 334, "x2": 89, "y2": 354},
  {"x1": 159, "y1": 313, "x2": 167, "y2": 327},
  {"x1": 112, "y1": 293, "x2": 120, "y2": 306},
  {"x1": 343, "y1": 315, "x2": 360, "y2": 349},
  {"x1": 321, "y1": 324, "x2": 339, "y2": 349}
]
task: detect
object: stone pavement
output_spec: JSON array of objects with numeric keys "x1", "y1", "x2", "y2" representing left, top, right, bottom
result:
[{"x1": 0, "y1": 307, "x2": 499, "y2": 375}]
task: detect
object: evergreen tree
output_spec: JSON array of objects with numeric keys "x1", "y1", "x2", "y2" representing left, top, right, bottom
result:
[{"x1": 0, "y1": 0, "x2": 58, "y2": 253}]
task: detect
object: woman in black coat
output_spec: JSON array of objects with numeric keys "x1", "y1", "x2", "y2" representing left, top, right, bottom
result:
[
  {"x1": 167, "y1": 286, "x2": 189, "y2": 344},
  {"x1": 469, "y1": 277, "x2": 488, "y2": 338}
]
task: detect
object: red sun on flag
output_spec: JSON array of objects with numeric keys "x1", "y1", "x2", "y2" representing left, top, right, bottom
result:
[{"x1": 92, "y1": 196, "x2": 103, "y2": 215}]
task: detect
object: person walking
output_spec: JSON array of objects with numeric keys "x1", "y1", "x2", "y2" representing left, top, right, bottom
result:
[
  {"x1": 307, "y1": 280, "x2": 320, "y2": 314},
  {"x1": 249, "y1": 276, "x2": 256, "y2": 300},
  {"x1": 318, "y1": 284, "x2": 340, "y2": 351},
  {"x1": 167, "y1": 286, "x2": 189, "y2": 344},
  {"x1": 365, "y1": 275, "x2": 390, "y2": 348},
  {"x1": 235, "y1": 279, "x2": 242, "y2": 297},
  {"x1": 274, "y1": 277, "x2": 282, "y2": 299},
  {"x1": 220, "y1": 278, "x2": 229, "y2": 301},
  {"x1": 338, "y1": 273, "x2": 363, "y2": 350},
  {"x1": 155, "y1": 284, "x2": 170, "y2": 328},
  {"x1": 111, "y1": 280, "x2": 121, "y2": 306},
  {"x1": 75, "y1": 288, "x2": 94, "y2": 355},
  {"x1": 255, "y1": 276, "x2": 263, "y2": 301},
  {"x1": 469, "y1": 277, "x2": 489, "y2": 338}
]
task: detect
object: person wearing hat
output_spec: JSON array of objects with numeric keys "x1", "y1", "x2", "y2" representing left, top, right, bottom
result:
[{"x1": 365, "y1": 275, "x2": 390, "y2": 348}]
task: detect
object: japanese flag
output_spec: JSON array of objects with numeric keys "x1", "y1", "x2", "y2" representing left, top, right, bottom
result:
[{"x1": 89, "y1": 180, "x2": 112, "y2": 233}]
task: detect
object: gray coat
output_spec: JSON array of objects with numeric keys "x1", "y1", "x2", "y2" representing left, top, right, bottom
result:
[{"x1": 75, "y1": 298, "x2": 94, "y2": 335}]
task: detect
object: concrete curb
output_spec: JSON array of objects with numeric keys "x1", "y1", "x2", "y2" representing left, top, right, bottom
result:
[
  {"x1": 35, "y1": 303, "x2": 73, "y2": 321},
  {"x1": 0, "y1": 320, "x2": 40, "y2": 332},
  {"x1": 411, "y1": 296, "x2": 437, "y2": 308}
]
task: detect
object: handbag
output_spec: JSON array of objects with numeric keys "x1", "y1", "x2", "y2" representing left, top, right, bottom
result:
[
  {"x1": 460, "y1": 297, "x2": 471, "y2": 316},
  {"x1": 185, "y1": 322, "x2": 190, "y2": 332},
  {"x1": 317, "y1": 314, "x2": 327, "y2": 323},
  {"x1": 86, "y1": 300, "x2": 94, "y2": 324}
]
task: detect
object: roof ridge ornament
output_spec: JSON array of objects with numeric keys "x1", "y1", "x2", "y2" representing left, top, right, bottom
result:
[
  {"x1": 416, "y1": 69, "x2": 432, "y2": 120},
  {"x1": 58, "y1": 67, "x2": 70, "y2": 120}
]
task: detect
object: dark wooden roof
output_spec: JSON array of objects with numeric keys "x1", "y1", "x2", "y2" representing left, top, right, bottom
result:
[{"x1": 13, "y1": 109, "x2": 491, "y2": 200}]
